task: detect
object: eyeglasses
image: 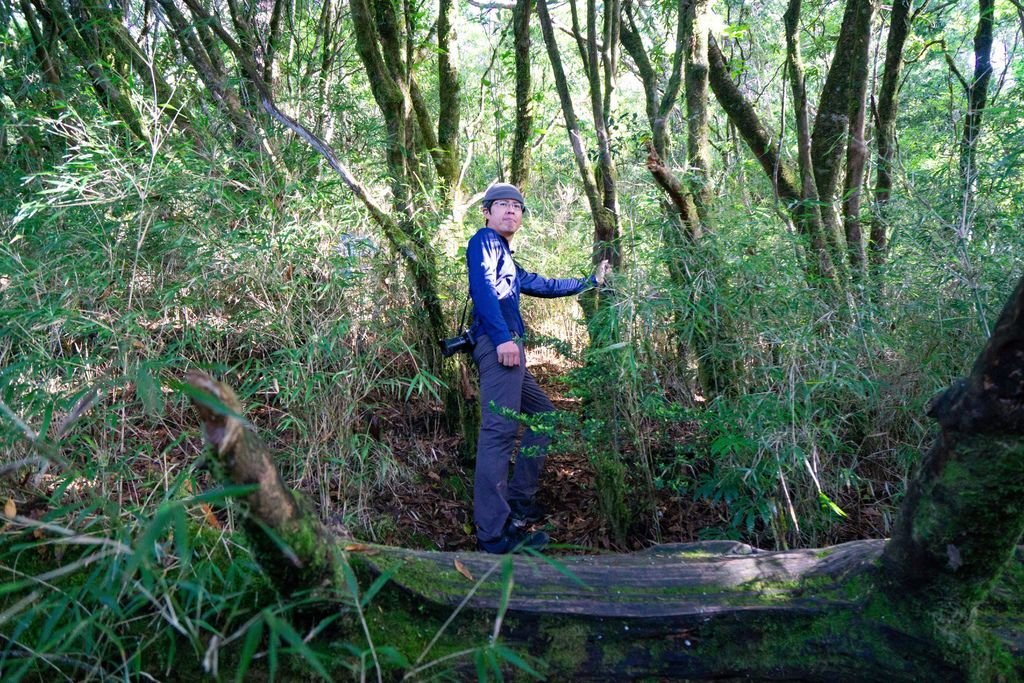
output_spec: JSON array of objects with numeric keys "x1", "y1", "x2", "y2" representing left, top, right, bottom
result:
[{"x1": 491, "y1": 200, "x2": 524, "y2": 211}]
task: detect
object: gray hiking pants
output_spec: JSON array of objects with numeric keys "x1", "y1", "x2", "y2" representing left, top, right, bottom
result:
[{"x1": 472, "y1": 333, "x2": 555, "y2": 542}]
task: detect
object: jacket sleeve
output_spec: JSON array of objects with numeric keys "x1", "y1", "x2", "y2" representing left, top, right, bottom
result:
[
  {"x1": 467, "y1": 231, "x2": 514, "y2": 345},
  {"x1": 517, "y1": 264, "x2": 596, "y2": 298}
]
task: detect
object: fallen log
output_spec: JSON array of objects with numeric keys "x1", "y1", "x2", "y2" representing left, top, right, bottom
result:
[
  {"x1": 367, "y1": 540, "x2": 1022, "y2": 679},
  {"x1": 184, "y1": 275, "x2": 1024, "y2": 680}
]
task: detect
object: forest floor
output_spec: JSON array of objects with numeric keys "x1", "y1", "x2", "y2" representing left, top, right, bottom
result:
[
  {"x1": 367, "y1": 351, "x2": 729, "y2": 553},
  {"x1": 8, "y1": 352, "x2": 884, "y2": 555},
  {"x1": 352, "y1": 344, "x2": 895, "y2": 553}
]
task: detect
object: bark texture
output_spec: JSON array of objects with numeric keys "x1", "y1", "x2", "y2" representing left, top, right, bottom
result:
[
  {"x1": 437, "y1": 0, "x2": 461, "y2": 195},
  {"x1": 840, "y1": 0, "x2": 874, "y2": 281},
  {"x1": 958, "y1": 0, "x2": 995, "y2": 210},
  {"x1": 683, "y1": 0, "x2": 712, "y2": 225},
  {"x1": 809, "y1": 0, "x2": 873, "y2": 270},
  {"x1": 883, "y1": 275, "x2": 1024, "y2": 621},
  {"x1": 870, "y1": 0, "x2": 913, "y2": 273},
  {"x1": 510, "y1": 0, "x2": 533, "y2": 189}
]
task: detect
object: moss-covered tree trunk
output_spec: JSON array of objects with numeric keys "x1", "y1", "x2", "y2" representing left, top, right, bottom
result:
[
  {"x1": 535, "y1": 0, "x2": 621, "y2": 271},
  {"x1": 509, "y1": 0, "x2": 533, "y2": 190},
  {"x1": 34, "y1": 0, "x2": 149, "y2": 142},
  {"x1": 185, "y1": 372, "x2": 352, "y2": 597},
  {"x1": 870, "y1": 0, "x2": 913, "y2": 287},
  {"x1": 807, "y1": 0, "x2": 873, "y2": 278},
  {"x1": 880, "y1": 274, "x2": 1024, "y2": 649},
  {"x1": 620, "y1": 0, "x2": 741, "y2": 398},
  {"x1": 783, "y1": 0, "x2": 839, "y2": 286}
]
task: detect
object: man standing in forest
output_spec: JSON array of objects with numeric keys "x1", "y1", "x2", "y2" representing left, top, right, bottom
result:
[{"x1": 467, "y1": 183, "x2": 610, "y2": 554}]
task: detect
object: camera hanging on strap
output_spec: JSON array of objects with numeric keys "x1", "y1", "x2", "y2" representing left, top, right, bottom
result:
[{"x1": 438, "y1": 298, "x2": 476, "y2": 357}]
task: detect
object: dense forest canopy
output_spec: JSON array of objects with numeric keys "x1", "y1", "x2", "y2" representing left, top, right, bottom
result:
[{"x1": 1, "y1": 0, "x2": 1023, "y2": 677}]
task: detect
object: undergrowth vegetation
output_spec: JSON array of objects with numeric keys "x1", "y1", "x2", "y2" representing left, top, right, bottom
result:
[
  {"x1": 2, "y1": 106, "x2": 1020, "y2": 677},
  {"x1": 2, "y1": 0, "x2": 1023, "y2": 677}
]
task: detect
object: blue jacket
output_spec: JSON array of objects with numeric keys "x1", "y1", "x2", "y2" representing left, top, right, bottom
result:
[{"x1": 466, "y1": 227, "x2": 594, "y2": 345}]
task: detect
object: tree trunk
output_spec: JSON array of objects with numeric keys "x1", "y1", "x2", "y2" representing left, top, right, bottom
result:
[
  {"x1": 620, "y1": 0, "x2": 690, "y2": 223},
  {"x1": 166, "y1": 0, "x2": 452, "y2": 387},
  {"x1": 509, "y1": 0, "x2": 532, "y2": 189},
  {"x1": 13, "y1": 0, "x2": 63, "y2": 160},
  {"x1": 586, "y1": 0, "x2": 621, "y2": 266},
  {"x1": 349, "y1": 0, "x2": 415, "y2": 215},
  {"x1": 437, "y1": 0, "x2": 461, "y2": 197},
  {"x1": 620, "y1": 0, "x2": 684, "y2": 162},
  {"x1": 809, "y1": 0, "x2": 873, "y2": 274},
  {"x1": 19, "y1": 0, "x2": 61, "y2": 87},
  {"x1": 158, "y1": 0, "x2": 263, "y2": 145},
  {"x1": 710, "y1": 33, "x2": 839, "y2": 290},
  {"x1": 958, "y1": 0, "x2": 995, "y2": 216},
  {"x1": 184, "y1": 372, "x2": 351, "y2": 598},
  {"x1": 81, "y1": 0, "x2": 196, "y2": 138},
  {"x1": 309, "y1": 0, "x2": 341, "y2": 135},
  {"x1": 264, "y1": 0, "x2": 287, "y2": 86},
  {"x1": 882, "y1": 274, "x2": 1024, "y2": 627},
  {"x1": 368, "y1": 541, "x2": 1021, "y2": 679},
  {"x1": 677, "y1": 0, "x2": 739, "y2": 397},
  {"x1": 784, "y1": 0, "x2": 840, "y2": 285},
  {"x1": 840, "y1": 0, "x2": 874, "y2": 283},
  {"x1": 683, "y1": 0, "x2": 711, "y2": 226},
  {"x1": 536, "y1": 0, "x2": 620, "y2": 267},
  {"x1": 185, "y1": 264, "x2": 1024, "y2": 678},
  {"x1": 707, "y1": 36, "x2": 800, "y2": 204},
  {"x1": 870, "y1": 0, "x2": 913, "y2": 280},
  {"x1": 35, "y1": 0, "x2": 148, "y2": 142}
]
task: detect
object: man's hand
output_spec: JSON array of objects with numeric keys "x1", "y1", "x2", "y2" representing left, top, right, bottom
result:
[
  {"x1": 496, "y1": 341, "x2": 521, "y2": 367},
  {"x1": 596, "y1": 259, "x2": 612, "y2": 285}
]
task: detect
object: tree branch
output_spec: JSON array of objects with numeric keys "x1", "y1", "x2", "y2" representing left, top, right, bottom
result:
[
  {"x1": 466, "y1": 0, "x2": 515, "y2": 9},
  {"x1": 707, "y1": 35, "x2": 799, "y2": 202},
  {"x1": 944, "y1": 52, "x2": 970, "y2": 92},
  {"x1": 646, "y1": 144, "x2": 693, "y2": 223}
]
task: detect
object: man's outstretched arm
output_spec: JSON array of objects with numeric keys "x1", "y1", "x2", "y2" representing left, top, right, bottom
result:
[{"x1": 518, "y1": 259, "x2": 611, "y2": 297}]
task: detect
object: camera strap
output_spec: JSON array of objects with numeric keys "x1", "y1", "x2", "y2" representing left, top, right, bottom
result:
[{"x1": 458, "y1": 297, "x2": 471, "y2": 330}]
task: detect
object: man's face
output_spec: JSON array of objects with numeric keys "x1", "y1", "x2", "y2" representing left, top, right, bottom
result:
[{"x1": 483, "y1": 199, "x2": 524, "y2": 239}]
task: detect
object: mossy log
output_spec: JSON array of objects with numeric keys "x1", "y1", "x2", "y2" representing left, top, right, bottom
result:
[
  {"x1": 368, "y1": 541, "x2": 1023, "y2": 680},
  {"x1": 184, "y1": 277, "x2": 1024, "y2": 680}
]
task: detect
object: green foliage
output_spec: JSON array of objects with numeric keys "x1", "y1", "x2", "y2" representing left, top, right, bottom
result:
[
  {"x1": 0, "y1": 106, "x2": 446, "y2": 531},
  {"x1": 0, "y1": 111, "x2": 452, "y2": 677},
  {"x1": 519, "y1": 161, "x2": 1022, "y2": 550},
  {"x1": 0, "y1": 482, "x2": 307, "y2": 680},
  {"x1": 3, "y1": 0, "x2": 1024, "y2": 673}
]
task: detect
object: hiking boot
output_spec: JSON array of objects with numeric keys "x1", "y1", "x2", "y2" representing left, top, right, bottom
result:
[
  {"x1": 509, "y1": 498, "x2": 546, "y2": 528},
  {"x1": 478, "y1": 523, "x2": 549, "y2": 554}
]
